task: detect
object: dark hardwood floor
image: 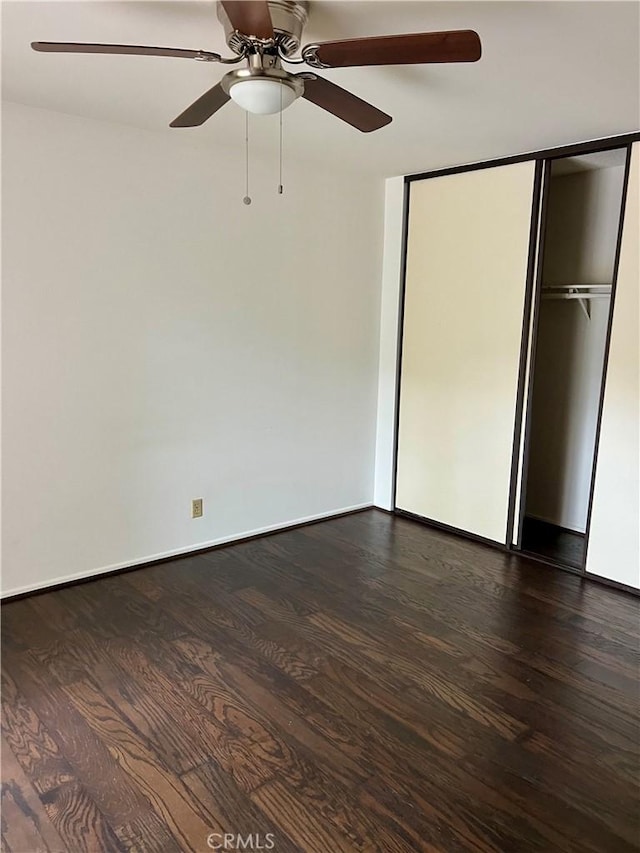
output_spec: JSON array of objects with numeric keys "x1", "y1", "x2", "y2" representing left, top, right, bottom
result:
[
  {"x1": 2, "y1": 509, "x2": 639, "y2": 852},
  {"x1": 521, "y1": 516, "x2": 586, "y2": 570}
]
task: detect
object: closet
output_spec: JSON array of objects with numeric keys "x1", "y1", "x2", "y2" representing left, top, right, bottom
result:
[
  {"x1": 518, "y1": 149, "x2": 628, "y2": 570},
  {"x1": 394, "y1": 135, "x2": 639, "y2": 590}
]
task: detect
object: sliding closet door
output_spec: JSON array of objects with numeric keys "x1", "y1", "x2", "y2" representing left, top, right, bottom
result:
[
  {"x1": 586, "y1": 143, "x2": 639, "y2": 588},
  {"x1": 396, "y1": 161, "x2": 537, "y2": 543}
]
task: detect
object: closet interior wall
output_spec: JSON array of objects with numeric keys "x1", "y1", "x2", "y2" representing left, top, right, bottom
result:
[{"x1": 520, "y1": 149, "x2": 627, "y2": 568}]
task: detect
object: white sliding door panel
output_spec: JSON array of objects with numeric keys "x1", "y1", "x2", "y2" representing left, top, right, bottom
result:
[
  {"x1": 397, "y1": 162, "x2": 536, "y2": 543},
  {"x1": 586, "y1": 144, "x2": 640, "y2": 589}
]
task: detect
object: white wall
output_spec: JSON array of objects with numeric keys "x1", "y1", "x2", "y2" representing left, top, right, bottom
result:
[
  {"x1": 1, "y1": 102, "x2": 384, "y2": 597},
  {"x1": 525, "y1": 165, "x2": 626, "y2": 532}
]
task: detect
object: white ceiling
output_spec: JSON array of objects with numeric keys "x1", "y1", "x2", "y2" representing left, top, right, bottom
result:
[{"x1": 2, "y1": 1, "x2": 639, "y2": 177}]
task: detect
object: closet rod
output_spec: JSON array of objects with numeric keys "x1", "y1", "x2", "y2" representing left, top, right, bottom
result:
[{"x1": 542, "y1": 293, "x2": 610, "y2": 300}]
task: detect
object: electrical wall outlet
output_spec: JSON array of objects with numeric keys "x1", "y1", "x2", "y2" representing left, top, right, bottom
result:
[{"x1": 191, "y1": 498, "x2": 203, "y2": 519}]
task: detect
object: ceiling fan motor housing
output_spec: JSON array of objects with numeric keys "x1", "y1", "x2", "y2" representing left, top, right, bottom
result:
[{"x1": 217, "y1": 0, "x2": 309, "y2": 57}]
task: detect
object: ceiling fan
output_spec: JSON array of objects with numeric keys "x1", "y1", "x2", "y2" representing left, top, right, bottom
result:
[{"x1": 31, "y1": 0, "x2": 482, "y2": 133}]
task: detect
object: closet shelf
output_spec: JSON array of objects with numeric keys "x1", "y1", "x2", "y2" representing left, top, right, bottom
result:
[
  {"x1": 541, "y1": 283, "x2": 612, "y2": 291},
  {"x1": 541, "y1": 284, "x2": 611, "y2": 320},
  {"x1": 542, "y1": 292, "x2": 610, "y2": 298}
]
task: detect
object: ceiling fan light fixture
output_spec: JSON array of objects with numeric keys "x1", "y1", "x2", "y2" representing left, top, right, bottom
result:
[{"x1": 229, "y1": 78, "x2": 297, "y2": 114}]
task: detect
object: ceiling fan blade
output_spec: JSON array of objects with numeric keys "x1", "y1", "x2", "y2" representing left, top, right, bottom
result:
[
  {"x1": 170, "y1": 83, "x2": 230, "y2": 127},
  {"x1": 31, "y1": 42, "x2": 221, "y2": 61},
  {"x1": 306, "y1": 30, "x2": 481, "y2": 68},
  {"x1": 219, "y1": 1, "x2": 273, "y2": 39},
  {"x1": 300, "y1": 75, "x2": 391, "y2": 133}
]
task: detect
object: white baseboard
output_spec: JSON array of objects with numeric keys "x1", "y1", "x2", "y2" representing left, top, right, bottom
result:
[{"x1": 1, "y1": 503, "x2": 372, "y2": 599}]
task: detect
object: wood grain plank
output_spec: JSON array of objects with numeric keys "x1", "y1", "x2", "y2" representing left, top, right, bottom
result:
[
  {"x1": 252, "y1": 776, "x2": 417, "y2": 853},
  {"x1": 1, "y1": 737, "x2": 66, "y2": 853},
  {"x1": 1, "y1": 670, "x2": 75, "y2": 795},
  {"x1": 60, "y1": 677, "x2": 220, "y2": 851},
  {"x1": 38, "y1": 782, "x2": 125, "y2": 853},
  {"x1": 173, "y1": 635, "x2": 368, "y2": 787},
  {"x1": 181, "y1": 762, "x2": 301, "y2": 853},
  {"x1": 2, "y1": 653, "x2": 183, "y2": 851}
]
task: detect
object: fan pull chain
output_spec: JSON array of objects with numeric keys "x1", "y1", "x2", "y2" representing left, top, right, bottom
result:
[
  {"x1": 278, "y1": 85, "x2": 284, "y2": 195},
  {"x1": 243, "y1": 111, "x2": 251, "y2": 205}
]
